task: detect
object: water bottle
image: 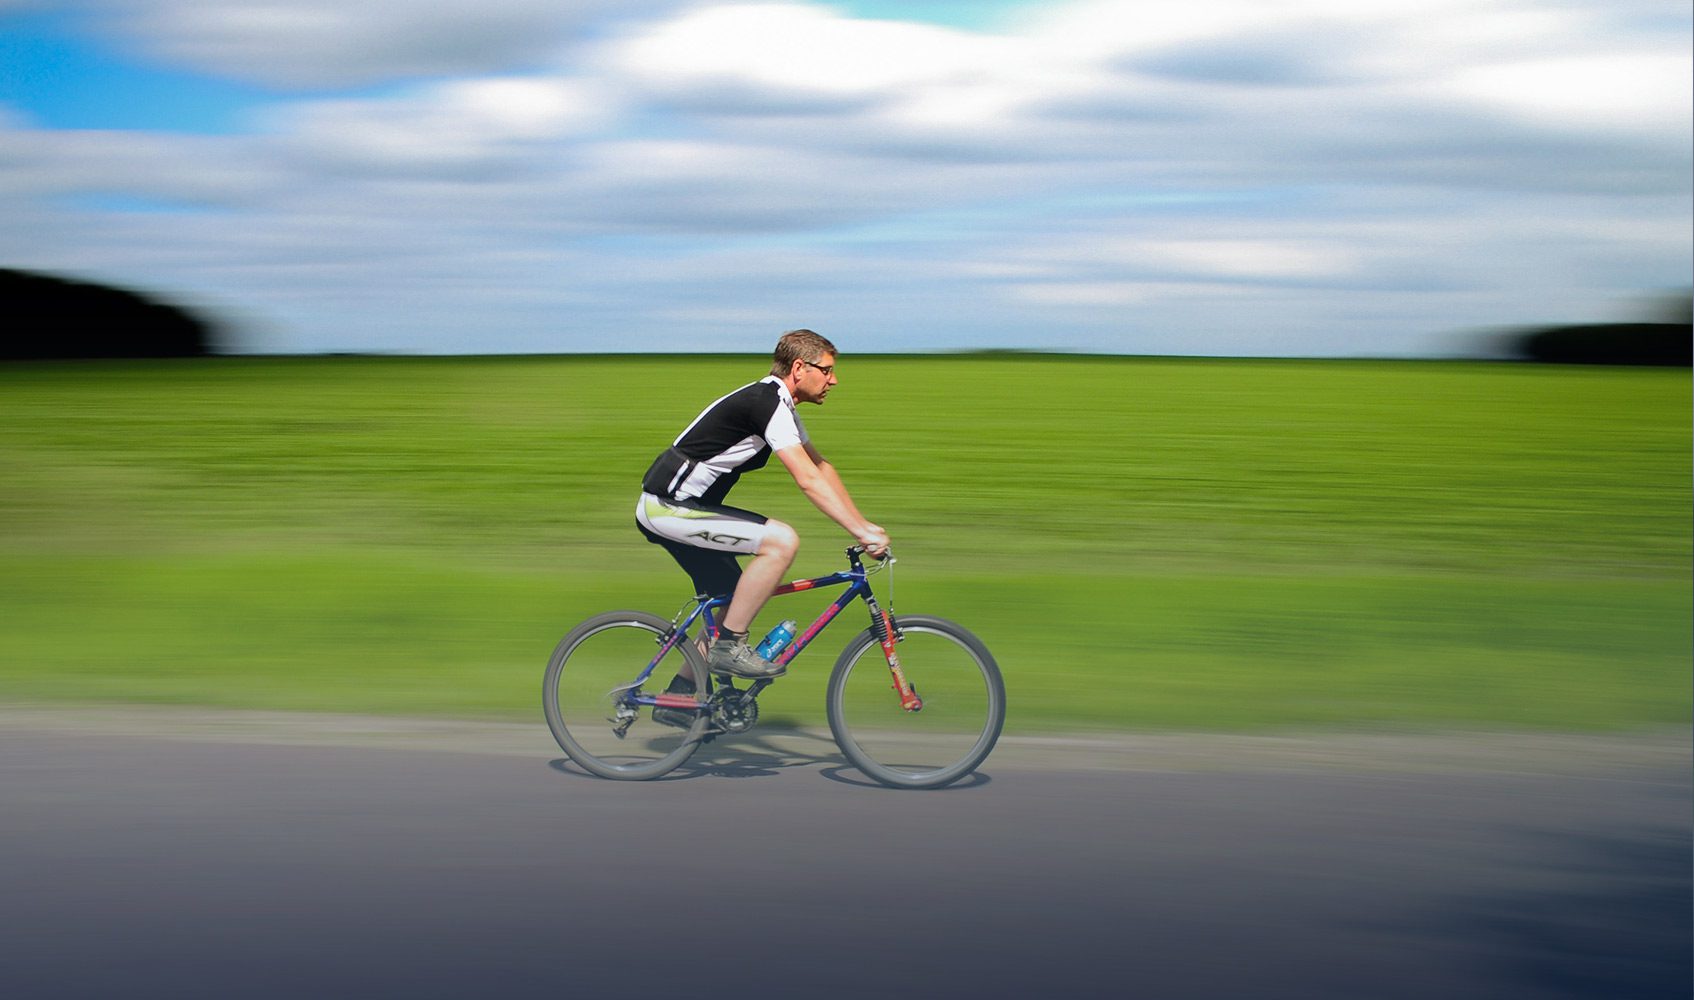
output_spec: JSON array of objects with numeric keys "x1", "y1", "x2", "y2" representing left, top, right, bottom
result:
[{"x1": 755, "y1": 619, "x2": 797, "y2": 659}]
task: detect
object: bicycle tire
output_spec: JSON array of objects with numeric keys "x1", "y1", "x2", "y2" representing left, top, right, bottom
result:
[
  {"x1": 543, "y1": 610, "x2": 709, "y2": 780},
  {"x1": 825, "y1": 614, "x2": 1006, "y2": 789}
]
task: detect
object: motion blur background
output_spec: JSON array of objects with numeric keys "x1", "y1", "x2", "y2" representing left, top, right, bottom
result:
[{"x1": 1, "y1": 0, "x2": 1689, "y2": 730}]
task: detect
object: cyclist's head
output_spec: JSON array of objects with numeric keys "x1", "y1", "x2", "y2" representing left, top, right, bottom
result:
[{"x1": 771, "y1": 329, "x2": 837, "y2": 378}]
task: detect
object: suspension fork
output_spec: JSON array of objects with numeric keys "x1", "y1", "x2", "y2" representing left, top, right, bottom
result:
[{"x1": 863, "y1": 590, "x2": 922, "y2": 712}]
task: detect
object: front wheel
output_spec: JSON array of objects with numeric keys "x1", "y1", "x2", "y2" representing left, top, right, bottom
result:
[
  {"x1": 544, "y1": 610, "x2": 709, "y2": 780},
  {"x1": 826, "y1": 614, "x2": 1006, "y2": 789}
]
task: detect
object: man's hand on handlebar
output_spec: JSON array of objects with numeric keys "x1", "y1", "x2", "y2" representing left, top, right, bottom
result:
[{"x1": 857, "y1": 524, "x2": 891, "y2": 560}]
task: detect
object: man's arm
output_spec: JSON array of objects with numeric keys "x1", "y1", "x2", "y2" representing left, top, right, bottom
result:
[
  {"x1": 776, "y1": 443, "x2": 888, "y2": 555},
  {"x1": 803, "y1": 442, "x2": 871, "y2": 526}
]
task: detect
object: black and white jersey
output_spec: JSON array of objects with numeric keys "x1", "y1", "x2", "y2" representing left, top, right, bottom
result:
[{"x1": 641, "y1": 376, "x2": 809, "y2": 505}]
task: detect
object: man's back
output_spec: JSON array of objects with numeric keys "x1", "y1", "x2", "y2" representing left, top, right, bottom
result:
[{"x1": 642, "y1": 375, "x2": 807, "y2": 506}]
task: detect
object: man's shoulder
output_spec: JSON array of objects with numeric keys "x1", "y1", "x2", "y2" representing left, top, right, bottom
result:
[
  {"x1": 716, "y1": 377, "x2": 783, "y2": 416},
  {"x1": 677, "y1": 378, "x2": 783, "y2": 443}
]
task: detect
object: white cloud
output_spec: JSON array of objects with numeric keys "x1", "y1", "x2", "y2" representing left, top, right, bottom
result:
[
  {"x1": 270, "y1": 76, "x2": 618, "y2": 170},
  {"x1": 0, "y1": 125, "x2": 277, "y2": 204},
  {"x1": 609, "y1": 4, "x2": 996, "y2": 100},
  {"x1": 1438, "y1": 51, "x2": 1692, "y2": 133},
  {"x1": 1010, "y1": 281, "x2": 1231, "y2": 307},
  {"x1": 91, "y1": 0, "x2": 665, "y2": 88},
  {"x1": 590, "y1": 0, "x2": 1691, "y2": 190},
  {"x1": 1124, "y1": 239, "x2": 1360, "y2": 280}
]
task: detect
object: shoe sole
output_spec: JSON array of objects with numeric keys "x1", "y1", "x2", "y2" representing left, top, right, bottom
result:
[
  {"x1": 652, "y1": 708, "x2": 696, "y2": 730},
  {"x1": 709, "y1": 662, "x2": 788, "y2": 680}
]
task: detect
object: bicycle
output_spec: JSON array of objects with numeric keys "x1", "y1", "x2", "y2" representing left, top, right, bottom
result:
[{"x1": 543, "y1": 546, "x2": 1005, "y2": 789}]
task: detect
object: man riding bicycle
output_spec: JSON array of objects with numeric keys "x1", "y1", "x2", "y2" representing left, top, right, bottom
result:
[{"x1": 636, "y1": 329, "x2": 891, "y2": 694}]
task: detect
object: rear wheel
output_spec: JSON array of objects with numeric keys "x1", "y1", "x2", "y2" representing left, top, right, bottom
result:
[
  {"x1": 543, "y1": 610, "x2": 708, "y2": 780},
  {"x1": 825, "y1": 615, "x2": 1005, "y2": 789}
]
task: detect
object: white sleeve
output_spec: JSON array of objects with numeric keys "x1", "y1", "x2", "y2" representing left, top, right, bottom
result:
[{"x1": 764, "y1": 400, "x2": 807, "y2": 451}]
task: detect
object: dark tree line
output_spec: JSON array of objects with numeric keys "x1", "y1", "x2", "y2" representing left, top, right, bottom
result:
[
  {"x1": 1509, "y1": 293, "x2": 1691, "y2": 367},
  {"x1": 2, "y1": 268, "x2": 219, "y2": 359},
  {"x1": 1512, "y1": 322, "x2": 1691, "y2": 367},
  {"x1": 4, "y1": 265, "x2": 1686, "y2": 365}
]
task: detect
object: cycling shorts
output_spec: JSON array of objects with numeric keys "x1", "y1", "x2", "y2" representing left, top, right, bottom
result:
[{"x1": 635, "y1": 493, "x2": 781, "y2": 597}]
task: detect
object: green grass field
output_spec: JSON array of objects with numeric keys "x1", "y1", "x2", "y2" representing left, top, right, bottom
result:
[{"x1": 1, "y1": 354, "x2": 1688, "y2": 733}]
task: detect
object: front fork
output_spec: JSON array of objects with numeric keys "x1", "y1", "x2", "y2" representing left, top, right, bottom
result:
[{"x1": 866, "y1": 594, "x2": 922, "y2": 712}]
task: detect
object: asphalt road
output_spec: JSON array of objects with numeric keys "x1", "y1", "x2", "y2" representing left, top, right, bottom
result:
[{"x1": 2, "y1": 710, "x2": 1687, "y2": 1000}]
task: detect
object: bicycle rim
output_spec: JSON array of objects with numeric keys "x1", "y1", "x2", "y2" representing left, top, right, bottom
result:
[
  {"x1": 827, "y1": 617, "x2": 1005, "y2": 789},
  {"x1": 544, "y1": 612, "x2": 706, "y2": 780}
]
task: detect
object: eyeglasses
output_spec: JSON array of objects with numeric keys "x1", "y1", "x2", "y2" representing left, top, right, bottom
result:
[{"x1": 800, "y1": 360, "x2": 836, "y2": 376}]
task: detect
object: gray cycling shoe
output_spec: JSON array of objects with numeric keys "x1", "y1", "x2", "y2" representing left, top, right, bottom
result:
[
  {"x1": 653, "y1": 674, "x2": 701, "y2": 729},
  {"x1": 708, "y1": 637, "x2": 787, "y2": 679},
  {"x1": 652, "y1": 705, "x2": 696, "y2": 730}
]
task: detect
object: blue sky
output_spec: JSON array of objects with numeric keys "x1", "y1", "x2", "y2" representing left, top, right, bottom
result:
[
  {"x1": 0, "y1": 8, "x2": 419, "y2": 132},
  {"x1": 0, "y1": 0, "x2": 1688, "y2": 356},
  {"x1": 2, "y1": 10, "x2": 243, "y2": 131}
]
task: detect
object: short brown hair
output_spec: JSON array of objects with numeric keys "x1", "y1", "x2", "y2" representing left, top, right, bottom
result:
[{"x1": 771, "y1": 329, "x2": 837, "y2": 377}]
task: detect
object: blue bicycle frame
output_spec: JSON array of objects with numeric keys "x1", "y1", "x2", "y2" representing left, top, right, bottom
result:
[{"x1": 628, "y1": 546, "x2": 921, "y2": 713}]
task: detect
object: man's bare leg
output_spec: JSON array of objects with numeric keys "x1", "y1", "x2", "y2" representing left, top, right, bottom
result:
[
  {"x1": 671, "y1": 522, "x2": 798, "y2": 691},
  {"x1": 720, "y1": 522, "x2": 799, "y2": 636}
]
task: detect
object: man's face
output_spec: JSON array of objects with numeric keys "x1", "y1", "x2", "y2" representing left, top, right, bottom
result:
[{"x1": 793, "y1": 353, "x2": 838, "y2": 404}]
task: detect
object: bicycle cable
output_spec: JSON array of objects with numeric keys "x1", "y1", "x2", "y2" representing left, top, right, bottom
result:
[{"x1": 867, "y1": 550, "x2": 896, "y2": 612}]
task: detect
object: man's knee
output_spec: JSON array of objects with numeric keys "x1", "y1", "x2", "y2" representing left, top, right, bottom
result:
[{"x1": 760, "y1": 520, "x2": 799, "y2": 559}]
